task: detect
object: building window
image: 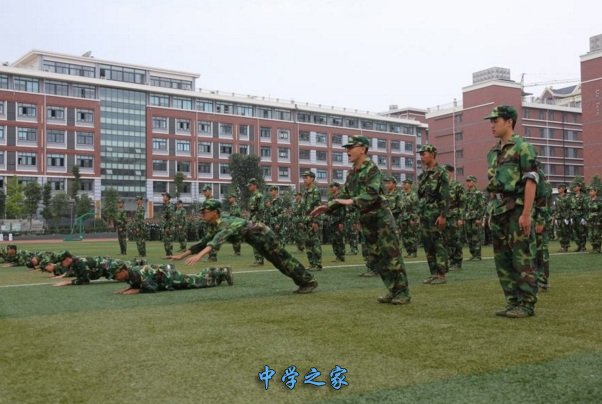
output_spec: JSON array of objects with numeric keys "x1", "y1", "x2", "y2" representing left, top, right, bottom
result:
[
  {"x1": 14, "y1": 77, "x2": 39, "y2": 92},
  {"x1": 219, "y1": 143, "x2": 233, "y2": 157},
  {"x1": 239, "y1": 124, "x2": 250, "y2": 138},
  {"x1": 262, "y1": 166, "x2": 272, "y2": 178},
  {"x1": 299, "y1": 131, "x2": 310, "y2": 142},
  {"x1": 454, "y1": 132, "x2": 463, "y2": 141},
  {"x1": 361, "y1": 120, "x2": 373, "y2": 130},
  {"x1": 0, "y1": 75, "x2": 9, "y2": 89},
  {"x1": 391, "y1": 140, "x2": 400, "y2": 151},
  {"x1": 328, "y1": 116, "x2": 343, "y2": 126},
  {"x1": 278, "y1": 130, "x2": 290, "y2": 142},
  {"x1": 564, "y1": 130, "x2": 579, "y2": 141},
  {"x1": 17, "y1": 152, "x2": 37, "y2": 166},
  {"x1": 196, "y1": 100, "x2": 214, "y2": 112},
  {"x1": 316, "y1": 169, "x2": 327, "y2": 180},
  {"x1": 239, "y1": 144, "x2": 249, "y2": 155},
  {"x1": 71, "y1": 84, "x2": 96, "y2": 99},
  {"x1": 17, "y1": 127, "x2": 37, "y2": 142},
  {"x1": 47, "y1": 154, "x2": 65, "y2": 168},
  {"x1": 274, "y1": 110, "x2": 291, "y2": 121},
  {"x1": 0, "y1": 126, "x2": 5, "y2": 143},
  {"x1": 172, "y1": 97, "x2": 192, "y2": 110},
  {"x1": 219, "y1": 163, "x2": 230, "y2": 175},
  {"x1": 279, "y1": 167, "x2": 290, "y2": 178},
  {"x1": 278, "y1": 148, "x2": 289, "y2": 159},
  {"x1": 332, "y1": 134, "x2": 343, "y2": 145},
  {"x1": 153, "y1": 181, "x2": 168, "y2": 193},
  {"x1": 564, "y1": 148, "x2": 580, "y2": 159},
  {"x1": 455, "y1": 149, "x2": 463, "y2": 159},
  {"x1": 77, "y1": 155, "x2": 93, "y2": 168},
  {"x1": 405, "y1": 142, "x2": 414, "y2": 153},
  {"x1": 17, "y1": 103, "x2": 37, "y2": 119},
  {"x1": 375, "y1": 122, "x2": 387, "y2": 132},
  {"x1": 456, "y1": 167, "x2": 464, "y2": 176},
  {"x1": 377, "y1": 139, "x2": 387, "y2": 149},
  {"x1": 316, "y1": 151, "x2": 327, "y2": 162},
  {"x1": 219, "y1": 123, "x2": 233, "y2": 137},
  {"x1": 152, "y1": 138, "x2": 168, "y2": 151},
  {"x1": 313, "y1": 114, "x2": 326, "y2": 124},
  {"x1": 76, "y1": 109, "x2": 94, "y2": 124},
  {"x1": 0, "y1": 101, "x2": 4, "y2": 116},
  {"x1": 297, "y1": 112, "x2": 310, "y2": 122},
  {"x1": 299, "y1": 149, "x2": 310, "y2": 160},
  {"x1": 260, "y1": 147, "x2": 271, "y2": 158},
  {"x1": 257, "y1": 108, "x2": 272, "y2": 119},
  {"x1": 177, "y1": 160, "x2": 191, "y2": 173},
  {"x1": 76, "y1": 132, "x2": 94, "y2": 146},
  {"x1": 198, "y1": 121, "x2": 212, "y2": 136},
  {"x1": 260, "y1": 127, "x2": 271, "y2": 139},
  {"x1": 332, "y1": 152, "x2": 344, "y2": 163},
  {"x1": 48, "y1": 178, "x2": 65, "y2": 191},
  {"x1": 198, "y1": 142, "x2": 212, "y2": 154},
  {"x1": 47, "y1": 106, "x2": 65, "y2": 121},
  {"x1": 345, "y1": 118, "x2": 358, "y2": 128},
  {"x1": 47, "y1": 130, "x2": 65, "y2": 145},
  {"x1": 315, "y1": 133, "x2": 327, "y2": 145},
  {"x1": 198, "y1": 162, "x2": 212, "y2": 174},
  {"x1": 377, "y1": 155, "x2": 387, "y2": 166},
  {"x1": 332, "y1": 169, "x2": 344, "y2": 181},
  {"x1": 236, "y1": 105, "x2": 253, "y2": 116},
  {"x1": 176, "y1": 119, "x2": 191, "y2": 133},
  {"x1": 392, "y1": 156, "x2": 401, "y2": 168},
  {"x1": 390, "y1": 124, "x2": 401, "y2": 133},
  {"x1": 153, "y1": 160, "x2": 168, "y2": 172},
  {"x1": 152, "y1": 117, "x2": 168, "y2": 131},
  {"x1": 150, "y1": 76, "x2": 192, "y2": 90},
  {"x1": 405, "y1": 158, "x2": 414, "y2": 168},
  {"x1": 216, "y1": 103, "x2": 232, "y2": 114},
  {"x1": 150, "y1": 94, "x2": 169, "y2": 107},
  {"x1": 176, "y1": 140, "x2": 191, "y2": 152}
]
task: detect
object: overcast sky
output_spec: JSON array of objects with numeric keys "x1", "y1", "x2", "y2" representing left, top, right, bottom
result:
[{"x1": 3, "y1": 0, "x2": 601, "y2": 112}]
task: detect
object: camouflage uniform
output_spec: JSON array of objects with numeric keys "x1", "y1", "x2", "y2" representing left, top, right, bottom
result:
[
  {"x1": 587, "y1": 189, "x2": 602, "y2": 253},
  {"x1": 553, "y1": 188, "x2": 572, "y2": 251},
  {"x1": 399, "y1": 182, "x2": 419, "y2": 257},
  {"x1": 292, "y1": 194, "x2": 306, "y2": 252},
  {"x1": 266, "y1": 192, "x2": 285, "y2": 248},
  {"x1": 345, "y1": 207, "x2": 360, "y2": 255},
  {"x1": 126, "y1": 264, "x2": 232, "y2": 293},
  {"x1": 326, "y1": 144, "x2": 410, "y2": 302},
  {"x1": 161, "y1": 196, "x2": 175, "y2": 256},
  {"x1": 301, "y1": 173, "x2": 323, "y2": 270},
  {"x1": 570, "y1": 188, "x2": 588, "y2": 251},
  {"x1": 248, "y1": 183, "x2": 265, "y2": 265},
  {"x1": 115, "y1": 203, "x2": 128, "y2": 255},
  {"x1": 227, "y1": 195, "x2": 242, "y2": 255},
  {"x1": 174, "y1": 203, "x2": 188, "y2": 251},
  {"x1": 486, "y1": 132, "x2": 538, "y2": 316},
  {"x1": 64, "y1": 256, "x2": 132, "y2": 285},
  {"x1": 464, "y1": 180, "x2": 486, "y2": 260},
  {"x1": 534, "y1": 177, "x2": 553, "y2": 291},
  {"x1": 445, "y1": 173, "x2": 466, "y2": 270},
  {"x1": 417, "y1": 161, "x2": 449, "y2": 280},
  {"x1": 327, "y1": 184, "x2": 346, "y2": 262},
  {"x1": 132, "y1": 199, "x2": 147, "y2": 257},
  {"x1": 189, "y1": 215, "x2": 315, "y2": 288}
]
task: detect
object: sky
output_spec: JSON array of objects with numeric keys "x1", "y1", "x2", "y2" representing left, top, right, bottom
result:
[{"x1": 3, "y1": 0, "x2": 601, "y2": 113}]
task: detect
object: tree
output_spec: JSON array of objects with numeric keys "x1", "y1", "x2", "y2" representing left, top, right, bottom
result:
[
  {"x1": 76, "y1": 193, "x2": 93, "y2": 217},
  {"x1": 102, "y1": 188, "x2": 120, "y2": 228},
  {"x1": 174, "y1": 171, "x2": 185, "y2": 199},
  {"x1": 5, "y1": 176, "x2": 24, "y2": 219},
  {"x1": 49, "y1": 192, "x2": 69, "y2": 232},
  {"x1": 23, "y1": 181, "x2": 42, "y2": 227},
  {"x1": 229, "y1": 153, "x2": 263, "y2": 208},
  {"x1": 0, "y1": 189, "x2": 5, "y2": 219},
  {"x1": 69, "y1": 165, "x2": 81, "y2": 203},
  {"x1": 41, "y1": 182, "x2": 53, "y2": 222},
  {"x1": 590, "y1": 174, "x2": 602, "y2": 191}
]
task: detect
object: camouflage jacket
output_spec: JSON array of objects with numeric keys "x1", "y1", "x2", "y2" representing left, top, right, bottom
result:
[
  {"x1": 327, "y1": 159, "x2": 386, "y2": 216},
  {"x1": 534, "y1": 180, "x2": 553, "y2": 227},
  {"x1": 464, "y1": 188, "x2": 486, "y2": 221},
  {"x1": 265, "y1": 197, "x2": 284, "y2": 228},
  {"x1": 302, "y1": 185, "x2": 322, "y2": 225},
  {"x1": 228, "y1": 201, "x2": 242, "y2": 218},
  {"x1": 115, "y1": 209, "x2": 128, "y2": 233},
  {"x1": 248, "y1": 191, "x2": 264, "y2": 223},
  {"x1": 570, "y1": 192, "x2": 589, "y2": 220},
  {"x1": 175, "y1": 206, "x2": 187, "y2": 232},
  {"x1": 327, "y1": 193, "x2": 346, "y2": 225},
  {"x1": 399, "y1": 190, "x2": 419, "y2": 222},
  {"x1": 486, "y1": 134, "x2": 538, "y2": 216},
  {"x1": 190, "y1": 216, "x2": 259, "y2": 253},
  {"x1": 161, "y1": 202, "x2": 175, "y2": 232},
  {"x1": 553, "y1": 193, "x2": 571, "y2": 220},
  {"x1": 127, "y1": 264, "x2": 189, "y2": 293},
  {"x1": 448, "y1": 180, "x2": 466, "y2": 220},
  {"x1": 383, "y1": 189, "x2": 402, "y2": 219},
  {"x1": 132, "y1": 205, "x2": 146, "y2": 237},
  {"x1": 587, "y1": 196, "x2": 602, "y2": 224},
  {"x1": 417, "y1": 163, "x2": 450, "y2": 219}
]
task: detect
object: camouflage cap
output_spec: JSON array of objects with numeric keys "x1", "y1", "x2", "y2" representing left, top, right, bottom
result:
[
  {"x1": 176, "y1": 199, "x2": 183, "y2": 204},
  {"x1": 302, "y1": 170, "x2": 316, "y2": 178},
  {"x1": 162, "y1": 192, "x2": 171, "y2": 199},
  {"x1": 57, "y1": 250, "x2": 72, "y2": 262},
  {"x1": 557, "y1": 183, "x2": 567, "y2": 189},
  {"x1": 466, "y1": 175, "x2": 478, "y2": 182},
  {"x1": 418, "y1": 144, "x2": 437, "y2": 154},
  {"x1": 246, "y1": 178, "x2": 258, "y2": 186},
  {"x1": 384, "y1": 175, "x2": 397, "y2": 183},
  {"x1": 329, "y1": 182, "x2": 341, "y2": 188},
  {"x1": 269, "y1": 185, "x2": 279, "y2": 191},
  {"x1": 7, "y1": 244, "x2": 17, "y2": 250},
  {"x1": 202, "y1": 185, "x2": 212, "y2": 192},
  {"x1": 402, "y1": 179, "x2": 414, "y2": 185},
  {"x1": 39, "y1": 257, "x2": 51, "y2": 269},
  {"x1": 445, "y1": 164, "x2": 455, "y2": 172},
  {"x1": 135, "y1": 195, "x2": 144, "y2": 201},
  {"x1": 483, "y1": 105, "x2": 518, "y2": 122},
  {"x1": 201, "y1": 199, "x2": 222, "y2": 211},
  {"x1": 343, "y1": 135, "x2": 370, "y2": 149},
  {"x1": 227, "y1": 193, "x2": 238, "y2": 199}
]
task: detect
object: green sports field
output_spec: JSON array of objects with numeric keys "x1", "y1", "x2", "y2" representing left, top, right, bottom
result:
[{"x1": 1, "y1": 239, "x2": 601, "y2": 403}]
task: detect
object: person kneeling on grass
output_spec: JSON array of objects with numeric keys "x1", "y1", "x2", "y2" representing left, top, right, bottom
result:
[
  {"x1": 167, "y1": 199, "x2": 318, "y2": 294},
  {"x1": 113, "y1": 264, "x2": 233, "y2": 295}
]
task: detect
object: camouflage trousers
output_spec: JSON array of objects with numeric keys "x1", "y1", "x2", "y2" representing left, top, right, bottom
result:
[
  {"x1": 465, "y1": 219, "x2": 483, "y2": 258},
  {"x1": 330, "y1": 223, "x2": 346, "y2": 260},
  {"x1": 117, "y1": 230, "x2": 127, "y2": 255},
  {"x1": 557, "y1": 219, "x2": 572, "y2": 249},
  {"x1": 420, "y1": 217, "x2": 448, "y2": 276},
  {"x1": 180, "y1": 267, "x2": 231, "y2": 288},
  {"x1": 359, "y1": 208, "x2": 410, "y2": 299},
  {"x1": 176, "y1": 229, "x2": 187, "y2": 251},
  {"x1": 573, "y1": 219, "x2": 588, "y2": 250},
  {"x1": 293, "y1": 223, "x2": 306, "y2": 252},
  {"x1": 589, "y1": 221, "x2": 602, "y2": 251},
  {"x1": 490, "y1": 208, "x2": 538, "y2": 310},
  {"x1": 232, "y1": 240, "x2": 241, "y2": 255},
  {"x1": 445, "y1": 217, "x2": 464, "y2": 268},
  {"x1": 305, "y1": 224, "x2": 322, "y2": 268},
  {"x1": 243, "y1": 223, "x2": 314, "y2": 286},
  {"x1": 535, "y1": 229, "x2": 550, "y2": 287},
  {"x1": 163, "y1": 228, "x2": 174, "y2": 256},
  {"x1": 136, "y1": 239, "x2": 146, "y2": 257},
  {"x1": 400, "y1": 220, "x2": 419, "y2": 255},
  {"x1": 346, "y1": 223, "x2": 359, "y2": 254}
]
